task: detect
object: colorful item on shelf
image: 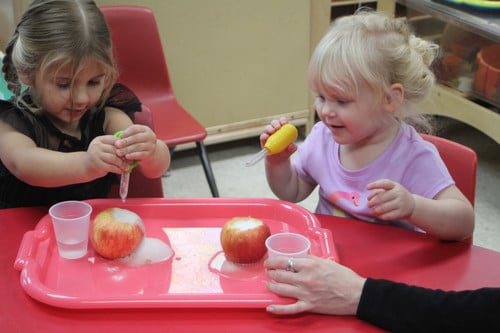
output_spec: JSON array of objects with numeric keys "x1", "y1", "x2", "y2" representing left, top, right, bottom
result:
[
  {"x1": 441, "y1": 0, "x2": 500, "y2": 10},
  {"x1": 436, "y1": 54, "x2": 463, "y2": 84},
  {"x1": 474, "y1": 44, "x2": 500, "y2": 104}
]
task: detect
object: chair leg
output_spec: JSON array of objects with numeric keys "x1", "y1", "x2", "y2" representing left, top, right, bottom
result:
[{"x1": 196, "y1": 141, "x2": 220, "y2": 197}]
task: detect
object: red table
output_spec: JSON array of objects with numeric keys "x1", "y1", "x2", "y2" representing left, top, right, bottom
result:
[{"x1": 2, "y1": 202, "x2": 500, "y2": 333}]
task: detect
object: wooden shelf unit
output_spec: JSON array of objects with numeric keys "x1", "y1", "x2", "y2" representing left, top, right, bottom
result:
[{"x1": 396, "y1": 0, "x2": 500, "y2": 143}]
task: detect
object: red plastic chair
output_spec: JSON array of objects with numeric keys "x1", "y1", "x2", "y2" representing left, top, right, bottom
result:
[
  {"x1": 421, "y1": 134, "x2": 477, "y2": 206},
  {"x1": 100, "y1": 5, "x2": 219, "y2": 197},
  {"x1": 108, "y1": 105, "x2": 164, "y2": 198}
]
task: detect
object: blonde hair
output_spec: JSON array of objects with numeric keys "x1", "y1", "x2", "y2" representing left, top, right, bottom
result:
[
  {"x1": 308, "y1": 10, "x2": 439, "y2": 131},
  {"x1": 2, "y1": 0, "x2": 117, "y2": 111}
]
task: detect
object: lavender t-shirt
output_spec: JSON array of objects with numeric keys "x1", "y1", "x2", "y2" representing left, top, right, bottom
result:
[{"x1": 293, "y1": 121, "x2": 454, "y2": 230}]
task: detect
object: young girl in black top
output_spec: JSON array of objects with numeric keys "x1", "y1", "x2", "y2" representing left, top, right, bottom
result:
[{"x1": 0, "y1": 0, "x2": 170, "y2": 208}]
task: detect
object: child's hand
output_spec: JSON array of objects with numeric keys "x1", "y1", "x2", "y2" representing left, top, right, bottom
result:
[
  {"x1": 366, "y1": 179, "x2": 415, "y2": 221},
  {"x1": 85, "y1": 135, "x2": 129, "y2": 177},
  {"x1": 113, "y1": 124, "x2": 158, "y2": 163},
  {"x1": 260, "y1": 118, "x2": 297, "y2": 163}
]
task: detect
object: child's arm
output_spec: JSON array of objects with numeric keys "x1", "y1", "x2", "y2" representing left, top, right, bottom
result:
[
  {"x1": 104, "y1": 107, "x2": 170, "y2": 179},
  {"x1": 367, "y1": 179, "x2": 474, "y2": 241},
  {"x1": 262, "y1": 119, "x2": 314, "y2": 203},
  {"x1": 0, "y1": 121, "x2": 126, "y2": 187},
  {"x1": 409, "y1": 185, "x2": 474, "y2": 240}
]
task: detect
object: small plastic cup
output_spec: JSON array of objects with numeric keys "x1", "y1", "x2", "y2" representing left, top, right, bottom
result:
[
  {"x1": 265, "y1": 232, "x2": 311, "y2": 258},
  {"x1": 49, "y1": 201, "x2": 92, "y2": 259}
]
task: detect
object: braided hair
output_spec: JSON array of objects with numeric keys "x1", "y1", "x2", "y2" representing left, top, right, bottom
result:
[{"x1": 2, "y1": 0, "x2": 117, "y2": 110}]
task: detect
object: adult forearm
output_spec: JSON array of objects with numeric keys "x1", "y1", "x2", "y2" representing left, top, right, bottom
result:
[{"x1": 357, "y1": 278, "x2": 500, "y2": 333}]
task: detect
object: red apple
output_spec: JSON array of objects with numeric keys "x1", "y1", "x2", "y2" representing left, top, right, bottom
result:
[
  {"x1": 91, "y1": 208, "x2": 145, "y2": 259},
  {"x1": 220, "y1": 217, "x2": 271, "y2": 264}
]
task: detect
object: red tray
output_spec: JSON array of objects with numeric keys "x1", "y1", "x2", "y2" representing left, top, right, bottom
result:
[{"x1": 14, "y1": 198, "x2": 338, "y2": 309}]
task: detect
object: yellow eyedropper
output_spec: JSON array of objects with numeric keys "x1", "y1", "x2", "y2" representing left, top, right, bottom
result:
[{"x1": 245, "y1": 123, "x2": 298, "y2": 167}]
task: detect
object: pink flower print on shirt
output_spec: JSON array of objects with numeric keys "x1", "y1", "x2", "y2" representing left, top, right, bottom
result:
[
  {"x1": 328, "y1": 191, "x2": 361, "y2": 218},
  {"x1": 328, "y1": 191, "x2": 361, "y2": 207}
]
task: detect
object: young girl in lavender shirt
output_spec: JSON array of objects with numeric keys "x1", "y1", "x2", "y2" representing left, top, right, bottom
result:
[{"x1": 260, "y1": 10, "x2": 473, "y2": 241}]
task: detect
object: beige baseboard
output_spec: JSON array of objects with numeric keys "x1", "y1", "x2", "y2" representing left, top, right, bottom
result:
[{"x1": 173, "y1": 109, "x2": 311, "y2": 151}]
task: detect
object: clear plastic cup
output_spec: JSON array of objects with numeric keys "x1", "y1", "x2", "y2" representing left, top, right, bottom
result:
[
  {"x1": 49, "y1": 201, "x2": 92, "y2": 259},
  {"x1": 265, "y1": 232, "x2": 311, "y2": 258}
]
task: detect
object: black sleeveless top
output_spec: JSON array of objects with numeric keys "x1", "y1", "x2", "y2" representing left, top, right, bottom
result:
[{"x1": 0, "y1": 83, "x2": 141, "y2": 209}]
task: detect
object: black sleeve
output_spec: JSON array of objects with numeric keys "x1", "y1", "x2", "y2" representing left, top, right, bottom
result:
[
  {"x1": 105, "y1": 83, "x2": 142, "y2": 119},
  {"x1": 357, "y1": 278, "x2": 500, "y2": 333}
]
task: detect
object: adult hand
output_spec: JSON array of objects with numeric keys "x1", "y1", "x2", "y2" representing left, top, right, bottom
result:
[
  {"x1": 264, "y1": 255, "x2": 365, "y2": 315},
  {"x1": 367, "y1": 179, "x2": 415, "y2": 221}
]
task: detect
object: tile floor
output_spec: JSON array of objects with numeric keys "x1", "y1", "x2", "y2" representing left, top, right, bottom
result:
[{"x1": 162, "y1": 117, "x2": 500, "y2": 252}]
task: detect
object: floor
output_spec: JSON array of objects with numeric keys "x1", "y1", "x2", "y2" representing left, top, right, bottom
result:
[{"x1": 162, "y1": 117, "x2": 500, "y2": 252}]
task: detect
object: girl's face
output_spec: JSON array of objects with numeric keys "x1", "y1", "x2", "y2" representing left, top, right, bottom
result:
[
  {"x1": 314, "y1": 81, "x2": 395, "y2": 146},
  {"x1": 33, "y1": 59, "x2": 107, "y2": 133}
]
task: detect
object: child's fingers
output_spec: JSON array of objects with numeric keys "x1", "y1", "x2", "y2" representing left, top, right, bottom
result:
[
  {"x1": 270, "y1": 118, "x2": 283, "y2": 129},
  {"x1": 268, "y1": 118, "x2": 289, "y2": 133},
  {"x1": 366, "y1": 179, "x2": 395, "y2": 191},
  {"x1": 260, "y1": 132, "x2": 270, "y2": 142},
  {"x1": 366, "y1": 188, "x2": 385, "y2": 202}
]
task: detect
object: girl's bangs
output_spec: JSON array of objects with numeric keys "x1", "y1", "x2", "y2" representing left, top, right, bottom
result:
[{"x1": 309, "y1": 50, "x2": 358, "y2": 98}]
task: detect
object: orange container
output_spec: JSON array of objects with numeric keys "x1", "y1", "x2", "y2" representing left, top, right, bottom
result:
[{"x1": 474, "y1": 44, "x2": 500, "y2": 104}]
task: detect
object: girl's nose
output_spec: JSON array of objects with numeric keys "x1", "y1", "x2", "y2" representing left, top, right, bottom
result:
[
  {"x1": 72, "y1": 86, "x2": 90, "y2": 105},
  {"x1": 318, "y1": 102, "x2": 336, "y2": 117}
]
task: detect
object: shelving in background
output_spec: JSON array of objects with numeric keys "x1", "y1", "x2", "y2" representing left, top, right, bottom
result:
[{"x1": 396, "y1": 0, "x2": 499, "y2": 143}]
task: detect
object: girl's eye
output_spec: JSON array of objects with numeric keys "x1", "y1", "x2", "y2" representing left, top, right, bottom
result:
[
  {"x1": 56, "y1": 83, "x2": 70, "y2": 89},
  {"x1": 88, "y1": 80, "x2": 102, "y2": 87},
  {"x1": 316, "y1": 95, "x2": 325, "y2": 103}
]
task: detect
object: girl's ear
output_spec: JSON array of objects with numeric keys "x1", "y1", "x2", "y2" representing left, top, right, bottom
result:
[{"x1": 384, "y1": 83, "x2": 404, "y2": 114}]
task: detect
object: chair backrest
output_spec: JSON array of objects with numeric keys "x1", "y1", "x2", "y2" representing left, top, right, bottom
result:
[
  {"x1": 421, "y1": 134, "x2": 477, "y2": 206},
  {"x1": 100, "y1": 6, "x2": 172, "y2": 100},
  {"x1": 102, "y1": 5, "x2": 219, "y2": 197},
  {"x1": 108, "y1": 105, "x2": 164, "y2": 198},
  {"x1": 100, "y1": 5, "x2": 207, "y2": 146}
]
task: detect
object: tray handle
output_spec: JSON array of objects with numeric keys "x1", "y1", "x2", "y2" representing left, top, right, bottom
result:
[
  {"x1": 14, "y1": 230, "x2": 36, "y2": 271},
  {"x1": 13, "y1": 222, "x2": 50, "y2": 271},
  {"x1": 310, "y1": 228, "x2": 339, "y2": 262}
]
